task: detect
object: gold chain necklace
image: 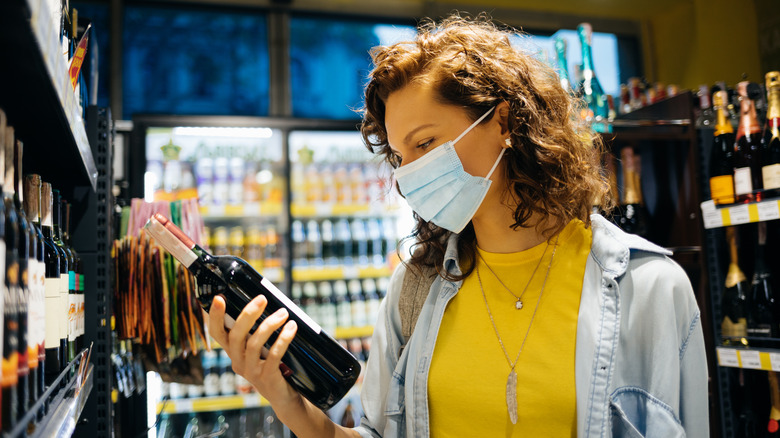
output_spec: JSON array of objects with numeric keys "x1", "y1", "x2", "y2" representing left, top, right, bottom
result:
[
  {"x1": 476, "y1": 236, "x2": 559, "y2": 425},
  {"x1": 476, "y1": 240, "x2": 551, "y2": 310}
]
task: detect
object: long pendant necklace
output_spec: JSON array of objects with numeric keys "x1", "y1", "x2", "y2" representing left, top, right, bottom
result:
[
  {"x1": 476, "y1": 240, "x2": 551, "y2": 310},
  {"x1": 476, "y1": 236, "x2": 559, "y2": 425}
]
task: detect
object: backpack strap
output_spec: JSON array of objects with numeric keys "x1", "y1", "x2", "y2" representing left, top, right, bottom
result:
[{"x1": 398, "y1": 263, "x2": 438, "y2": 356}]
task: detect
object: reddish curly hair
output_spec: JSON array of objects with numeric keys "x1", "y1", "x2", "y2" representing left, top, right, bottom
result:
[{"x1": 361, "y1": 14, "x2": 613, "y2": 279}]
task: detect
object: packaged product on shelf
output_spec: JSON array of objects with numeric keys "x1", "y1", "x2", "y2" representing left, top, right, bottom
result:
[
  {"x1": 321, "y1": 219, "x2": 338, "y2": 266},
  {"x1": 218, "y1": 349, "x2": 235, "y2": 396},
  {"x1": 335, "y1": 219, "x2": 352, "y2": 266},
  {"x1": 350, "y1": 219, "x2": 369, "y2": 266},
  {"x1": 263, "y1": 226, "x2": 281, "y2": 269},
  {"x1": 202, "y1": 350, "x2": 219, "y2": 397},
  {"x1": 366, "y1": 218, "x2": 384, "y2": 266},
  {"x1": 362, "y1": 279, "x2": 381, "y2": 324},
  {"x1": 321, "y1": 164, "x2": 337, "y2": 204},
  {"x1": 376, "y1": 277, "x2": 389, "y2": 299},
  {"x1": 349, "y1": 163, "x2": 366, "y2": 204},
  {"x1": 291, "y1": 220, "x2": 307, "y2": 267},
  {"x1": 245, "y1": 226, "x2": 263, "y2": 271},
  {"x1": 212, "y1": 227, "x2": 229, "y2": 256},
  {"x1": 195, "y1": 157, "x2": 213, "y2": 206},
  {"x1": 318, "y1": 281, "x2": 338, "y2": 334},
  {"x1": 300, "y1": 282, "x2": 320, "y2": 327},
  {"x1": 187, "y1": 382, "x2": 204, "y2": 399},
  {"x1": 306, "y1": 220, "x2": 323, "y2": 267},
  {"x1": 235, "y1": 374, "x2": 254, "y2": 394},
  {"x1": 212, "y1": 157, "x2": 229, "y2": 206},
  {"x1": 344, "y1": 280, "x2": 366, "y2": 328},
  {"x1": 228, "y1": 157, "x2": 244, "y2": 205},
  {"x1": 334, "y1": 281, "x2": 352, "y2": 329},
  {"x1": 228, "y1": 227, "x2": 244, "y2": 258},
  {"x1": 242, "y1": 162, "x2": 259, "y2": 204}
]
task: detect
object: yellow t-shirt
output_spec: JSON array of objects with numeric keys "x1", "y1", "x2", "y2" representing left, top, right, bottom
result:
[{"x1": 428, "y1": 219, "x2": 592, "y2": 437}]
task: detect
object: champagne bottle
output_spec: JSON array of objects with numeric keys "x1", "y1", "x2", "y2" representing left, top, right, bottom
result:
[
  {"x1": 553, "y1": 36, "x2": 571, "y2": 93},
  {"x1": 145, "y1": 214, "x2": 361, "y2": 410},
  {"x1": 710, "y1": 90, "x2": 737, "y2": 205},
  {"x1": 722, "y1": 227, "x2": 749, "y2": 346},
  {"x1": 764, "y1": 71, "x2": 780, "y2": 195},
  {"x1": 618, "y1": 147, "x2": 650, "y2": 237},
  {"x1": 23, "y1": 175, "x2": 45, "y2": 399},
  {"x1": 577, "y1": 23, "x2": 610, "y2": 133},
  {"x1": 1, "y1": 125, "x2": 19, "y2": 431},
  {"x1": 734, "y1": 81, "x2": 764, "y2": 202},
  {"x1": 747, "y1": 222, "x2": 777, "y2": 347},
  {"x1": 696, "y1": 84, "x2": 716, "y2": 128},
  {"x1": 40, "y1": 182, "x2": 62, "y2": 382}
]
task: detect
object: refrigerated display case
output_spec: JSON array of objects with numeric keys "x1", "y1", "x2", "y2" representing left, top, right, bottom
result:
[{"x1": 128, "y1": 116, "x2": 412, "y2": 437}]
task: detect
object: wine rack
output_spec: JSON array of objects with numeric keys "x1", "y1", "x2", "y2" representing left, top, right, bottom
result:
[
  {"x1": 156, "y1": 393, "x2": 270, "y2": 415},
  {"x1": 701, "y1": 197, "x2": 780, "y2": 229}
]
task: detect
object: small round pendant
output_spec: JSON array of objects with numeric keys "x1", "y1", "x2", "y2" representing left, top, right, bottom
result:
[{"x1": 515, "y1": 300, "x2": 523, "y2": 310}]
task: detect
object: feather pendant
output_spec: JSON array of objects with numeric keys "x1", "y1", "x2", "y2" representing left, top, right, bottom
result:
[{"x1": 506, "y1": 369, "x2": 518, "y2": 424}]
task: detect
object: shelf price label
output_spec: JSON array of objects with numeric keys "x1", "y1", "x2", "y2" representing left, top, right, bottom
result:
[
  {"x1": 717, "y1": 347, "x2": 740, "y2": 367},
  {"x1": 739, "y1": 350, "x2": 762, "y2": 369},
  {"x1": 757, "y1": 200, "x2": 780, "y2": 221},
  {"x1": 729, "y1": 204, "x2": 751, "y2": 225},
  {"x1": 700, "y1": 201, "x2": 724, "y2": 229},
  {"x1": 770, "y1": 353, "x2": 780, "y2": 372}
]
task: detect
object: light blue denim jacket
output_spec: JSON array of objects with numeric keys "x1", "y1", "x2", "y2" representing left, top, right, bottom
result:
[{"x1": 355, "y1": 215, "x2": 709, "y2": 437}]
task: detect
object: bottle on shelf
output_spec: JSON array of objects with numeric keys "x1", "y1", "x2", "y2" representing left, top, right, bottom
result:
[
  {"x1": 362, "y1": 279, "x2": 381, "y2": 325},
  {"x1": 696, "y1": 84, "x2": 716, "y2": 128},
  {"x1": 201, "y1": 349, "x2": 219, "y2": 397},
  {"x1": 710, "y1": 90, "x2": 737, "y2": 205},
  {"x1": 145, "y1": 214, "x2": 361, "y2": 409},
  {"x1": 333, "y1": 280, "x2": 352, "y2": 330},
  {"x1": 23, "y1": 175, "x2": 46, "y2": 400},
  {"x1": 553, "y1": 36, "x2": 571, "y2": 93},
  {"x1": 217, "y1": 349, "x2": 234, "y2": 396},
  {"x1": 321, "y1": 219, "x2": 338, "y2": 267},
  {"x1": 734, "y1": 81, "x2": 765, "y2": 203},
  {"x1": 40, "y1": 182, "x2": 61, "y2": 384},
  {"x1": 344, "y1": 280, "x2": 365, "y2": 329},
  {"x1": 306, "y1": 220, "x2": 323, "y2": 267},
  {"x1": 350, "y1": 219, "x2": 368, "y2": 266},
  {"x1": 617, "y1": 147, "x2": 650, "y2": 238},
  {"x1": 722, "y1": 227, "x2": 749, "y2": 346},
  {"x1": 747, "y1": 222, "x2": 777, "y2": 347},
  {"x1": 291, "y1": 220, "x2": 307, "y2": 268},
  {"x1": 335, "y1": 219, "x2": 352, "y2": 266},
  {"x1": 52, "y1": 190, "x2": 74, "y2": 364},
  {"x1": 1, "y1": 125, "x2": 19, "y2": 432},
  {"x1": 764, "y1": 71, "x2": 780, "y2": 196},
  {"x1": 318, "y1": 281, "x2": 337, "y2": 335},
  {"x1": 576, "y1": 23, "x2": 610, "y2": 133},
  {"x1": 10, "y1": 137, "x2": 30, "y2": 418}
]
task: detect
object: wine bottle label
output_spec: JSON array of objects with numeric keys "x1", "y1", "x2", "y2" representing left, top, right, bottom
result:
[
  {"x1": 721, "y1": 316, "x2": 748, "y2": 338},
  {"x1": 710, "y1": 175, "x2": 735, "y2": 205},
  {"x1": 145, "y1": 219, "x2": 198, "y2": 267},
  {"x1": 734, "y1": 167, "x2": 753, "y2": 195},
  {"x1": 60, "y1": 273, "x2": 69, "y2": 339},
  {"x1": 260, "y1": 277, "x2": 322, "y2": 335},
  {"x1": 219, "y1": 371, "x2": 236, "y2": 395},
  {"x1": 763, "y1": 163, "x2": 780, "y2": 190},
  {"x1": 68, "y1": 294, "x2": 76, "y2": 341}
]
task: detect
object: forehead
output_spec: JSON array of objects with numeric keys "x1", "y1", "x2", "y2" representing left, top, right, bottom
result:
[{"x1": 384, "y1": 82, "x2": 460, "y2": 148}]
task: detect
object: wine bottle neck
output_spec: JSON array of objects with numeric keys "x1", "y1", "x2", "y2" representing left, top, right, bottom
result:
[
  {"x1": 579, "y1": 26, "x2": 595, "y2": 73},
  {"x1": 737, "y1": 96, "x2": 761, "y2": 140}
]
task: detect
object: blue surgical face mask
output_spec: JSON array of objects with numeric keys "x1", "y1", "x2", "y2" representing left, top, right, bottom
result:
[{"x1": 394, "y1": 106, "x2": 504, "y2": 233}]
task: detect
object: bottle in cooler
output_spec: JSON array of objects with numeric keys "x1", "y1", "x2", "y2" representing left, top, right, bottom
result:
[
  {"x1": 333, "y1": 281, "x2": 352, "y2": 329},
  {"x1": 306, "y1": 220, "x2": 323, "y2": 267},
  {"x1": 318, "y1": 281, "x2": 337, "y2": 335},
  {"x1": 350, "y1": 219, "x2": 368, "y2": 266}
]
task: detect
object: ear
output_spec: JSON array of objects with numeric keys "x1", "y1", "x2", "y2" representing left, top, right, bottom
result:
[{"x1": 493, "y1": 101, "x2": 511, "y2": 138}]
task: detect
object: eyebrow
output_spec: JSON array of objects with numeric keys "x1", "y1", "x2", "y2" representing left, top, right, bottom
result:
[{"x1": 403, "y1": 123, "x2": 437, "y2": 146}]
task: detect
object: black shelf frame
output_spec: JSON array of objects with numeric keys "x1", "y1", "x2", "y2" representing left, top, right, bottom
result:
[{"x1": 0, "y1": 0, "x2": 98, "y2": 191}]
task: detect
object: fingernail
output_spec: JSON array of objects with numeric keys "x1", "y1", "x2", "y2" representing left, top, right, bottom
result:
[
  {"x1": 285, "y1": 320, "x2": 297, "y2": 332},
  {"x1": 275, "y1": 308, "x2": 289, "y2": 319}
]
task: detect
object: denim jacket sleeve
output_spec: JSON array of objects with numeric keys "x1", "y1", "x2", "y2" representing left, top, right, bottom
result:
[{"x1": 353, "y1": 264, "x2": 408, "y2": 438}]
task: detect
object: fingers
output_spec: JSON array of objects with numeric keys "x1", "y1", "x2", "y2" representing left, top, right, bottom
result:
[
  {"x1": 261, "y1": 320, "x2": 297, "y2": 380},
  {"x1": 207, "y1": 296, "x2": 229, "y2": 348},
  {"x1": 245, "y1": 308, "x2": 289, "y2": 366},
  {"x1": 228, "y1": 295, "x2": 268, "y2": 363}
]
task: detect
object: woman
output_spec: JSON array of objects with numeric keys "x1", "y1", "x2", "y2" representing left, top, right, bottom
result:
[{"x1": 207, "y1": 15, "x2": 708, "y2": 437}]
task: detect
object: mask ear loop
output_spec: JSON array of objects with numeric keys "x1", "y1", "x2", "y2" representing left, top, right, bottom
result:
[
  {"x1": 485, "y1": 147, "x2": 505, "y2": 180},
  {"x1": 452, "y1": 106, "x2": 496, "y2": 145}
]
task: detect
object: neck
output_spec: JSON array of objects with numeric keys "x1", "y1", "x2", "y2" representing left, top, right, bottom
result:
[{"x1": 472, "y1": 204, "x2": 553, "y2": 253}]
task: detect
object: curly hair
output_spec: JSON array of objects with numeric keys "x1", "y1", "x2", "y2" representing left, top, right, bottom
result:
[{"x1": 361, "y1": 14, "x2": 613, "y2": 281}]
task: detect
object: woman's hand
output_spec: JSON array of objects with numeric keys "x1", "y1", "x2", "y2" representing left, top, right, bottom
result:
[{"x1": 207, "y1": 295, "x2": 301, "y2": 409}]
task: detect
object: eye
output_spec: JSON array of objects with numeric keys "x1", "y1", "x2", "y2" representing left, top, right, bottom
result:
[{"x1": 417, "y1": 138, "x2": 434, "y2": 150}]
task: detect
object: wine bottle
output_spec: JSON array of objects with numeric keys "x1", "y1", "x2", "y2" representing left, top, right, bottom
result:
[
  {"x1": 769, "y1": 372, "x2": 780, "y2": 436},
  {"x1": 1, "y1": 125, "x2": 19, "y2": 431},
  {"x1": 145, "y1": 214, "x2": 361, "y2": 410},
  {"x1": 734, "y1": 81, "x2": 764, "y2": 202},
  {"x1": 40, "y1": 182, "x2": 62, "y2": 383},
  {"x1": 10, "y1": 138, "x2": 30, "y2": 418},
  {"x1": 618, "y1": 147, "x2": 650, "y2": 237},
  {"x1": 577, "y1": 23, "x2": 610, "y2": 133},
  {"x1": 51, "y1": 189, "x2": 73, "y2": 371},
  {"x1": 696, "y1": 84, "x2": 716, "y2": 128},
  {"x1": 747, "y1": 222, "x2": 777, "y2": 347},
  {"x1": 23, "y1": 175, "x2": 45, "y2": 399},
  {"x1": 553, "y1": 36, "x2": 571, "y2": 93},
  {"x1": 710, "y1": 90, "x2": 737, "y2": 205},
  {"x1": 764, "y1": 71, "x2": 780, "y2": 196},
  {"x1": 722, "y1": 227, "x2": 749, "y2": 346}
]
